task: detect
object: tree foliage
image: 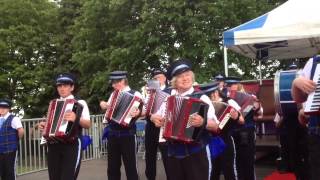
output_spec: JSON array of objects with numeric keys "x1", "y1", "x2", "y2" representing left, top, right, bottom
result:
[
  {"x1": 0, "y1": 0, "x2": 58, "y2": 117},
  {"x1": 0, "y1": 0, "x2": 287, "y2": 117}
]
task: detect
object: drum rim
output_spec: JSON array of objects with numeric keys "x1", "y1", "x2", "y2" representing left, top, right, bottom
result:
[
  {"x1": 274, "y1": 70, "x2": 282, "y2": 115},
  {"x1": 274, "y1": 69, "x2": 300, "y2": 116}
]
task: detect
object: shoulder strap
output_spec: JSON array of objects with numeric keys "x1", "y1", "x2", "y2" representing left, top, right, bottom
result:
[
  {"x1": 7, "y1": 114, "x2": 14, "y2": 122},
  {"x1": 310, "y1": 56, "x2": 320, "y2": 80},
  {"x1": 188, "y1": 89, "x2": 204, "y2": 99},
  {"x1": 128, "y1": 89, "x2": 135, "y2": 95},
  {"x1": 163, "y1": 88, "x2": 172, "y2": 94},
  {"x1": 3, "y1": 114, "x2": 15, "y2": 126},
  {"x1": 222, "y1": 97, "x2": 229, "y2": 103},
  {"x1": 74, "y1": 96, "x2": 81, "y2": 101}
]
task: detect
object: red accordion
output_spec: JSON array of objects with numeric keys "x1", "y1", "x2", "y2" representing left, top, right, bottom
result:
[
  {"x1": 212, "y1": 101, "x2": 233, "y2": 130},
  {"x1": 104, "y1": 90, "x2": 143, "y2": 127},
  {"x1": 42, "y1": 99, "x2": 83, "y2": 143},
  {"x1": 162, "y1": 95, "x2": 208, "y2": 143},
  {"x1": 145, "y1": 81, "x2": 169, "y2": 116},
  {"x1": 229, "y1": 90, "x2": 254, "y2": 118}
]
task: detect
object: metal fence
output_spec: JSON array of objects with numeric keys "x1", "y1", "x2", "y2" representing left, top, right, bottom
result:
[{"x1": 17, "y1": 115, "x2": 107, "y2": 175}]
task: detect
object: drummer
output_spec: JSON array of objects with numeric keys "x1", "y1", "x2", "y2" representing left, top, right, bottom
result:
[{"x1": 277, "y1": 63, "x2": 309, "y2": 179}]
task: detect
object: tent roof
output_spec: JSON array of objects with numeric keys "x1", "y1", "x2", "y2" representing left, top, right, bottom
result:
[{"x1": 223, "y1": 0, "x2": 320, "y2": 60}]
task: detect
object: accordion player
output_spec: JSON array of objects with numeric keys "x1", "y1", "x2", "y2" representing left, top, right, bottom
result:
[
  {"x1": 162, "y1": 95, "x2": 209, "y2": 143},
  {"x1": 104, "y1": 90, "x2": 143, "y2": 127},
  {"x1": 42, "y1": 98, "x2": 83, "y2": 143}
]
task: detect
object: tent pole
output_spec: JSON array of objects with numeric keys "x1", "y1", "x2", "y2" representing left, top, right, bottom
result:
[
  {"x1": 259, "y1": 60, "x2": 262, "y2": 85},
  {"x1": 224, "y1": 46, "x2": 228, "y2": 76}
]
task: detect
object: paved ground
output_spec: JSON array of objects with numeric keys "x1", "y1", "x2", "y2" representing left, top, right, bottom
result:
[
  {"x1": 18, "y1": 136, "x2": 279, "y2": 180},
  {"x1": 17, "y1": 155, "x2": 276, "y2": 180},
  {"x1": 17, "y1": 157, "x2": 167, "y2": 180}
]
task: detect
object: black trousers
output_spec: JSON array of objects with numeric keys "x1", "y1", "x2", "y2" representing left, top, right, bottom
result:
[
  {"x1": 145, "y1": 121, "x2": 169, "y2": 180},
  {"x1": 47, "y1": 139, "x2": 82, "y2": 180},
  {"x1": 0, "y1": 151, "x2": 17, "y2": 180},
  {"x1": 211, "y1": 135, "x2": 237, "y2": 180},
  {"x1": 233, "y1": 128, "x2": 255, "y2": 180},
  {"x1": 107, "y1": 135, "x2": 138, "y2": 180},
  {"x1": 308, "y1": 134, "x2": 320, "y2": 180},
  {"x1": 166, "y1": 148, "x2": 210, "y2": 180},
  {"x1": 279, "y1": 124, "x2": 309, "y2": 180}
]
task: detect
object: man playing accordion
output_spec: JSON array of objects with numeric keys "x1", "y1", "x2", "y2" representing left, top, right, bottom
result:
[
  {"x1": 39, "y1": 73, "x2": 91, "y2": 180},
  {"x1": 100, "y1": 71, "x2": 143, "y2": 180},
  {"x1": 200, "y1": 82, "x2": 243, "y2": 180},
  {"x1": 224, "y1": 76, "x2": 256, "y2": 180},
  {"x1": 150, "y1": 59, "x2": 219, "y2": 180},
  {"x1": 144, "y1": 69, "x2": 169, "y2": 180}
]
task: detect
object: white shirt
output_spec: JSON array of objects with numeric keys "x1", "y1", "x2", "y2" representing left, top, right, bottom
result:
[
  {"x1": 156, "y1": 87, "x2": 218, "y2": 124},
  {"x1": 300, "y1": 57, "x2": 313, "y2": 79},
  {"x1": 60, "y1": 95, "x2": 91, "y2": 121},
  {"x1": 0, "y1": 112, "x2": 23, "y2": 129},
  {"x1": 160, "y1": 84, "x2": 166, "y2": 91}
]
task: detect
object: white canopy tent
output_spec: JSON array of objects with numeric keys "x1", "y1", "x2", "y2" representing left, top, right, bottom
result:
[{"x1": 223, "y1": 0, "x2": 320, "y2": 76}]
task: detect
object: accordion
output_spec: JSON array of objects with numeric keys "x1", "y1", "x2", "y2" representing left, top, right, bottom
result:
[
  {"x1": 145, "y1": 80, "x2": 169, "y2": 116},
  {"x1": 104, "y1": 90, "x2": 143, "y2": 127},
  {"x1": 42, "y1": 99, "x2": 83, "y2": 143},
  {"x1": 304, "y1": 64, "x2": 320, "y2": 115},
  {"x1": 162, "y1": 95, "x2": 208, "y2": 143},
  {"x1": 212, "y1": 101, "x2": 233, "y2": 130},
  {"x1": 229, "y1": 90, "x2": 254, "y2": 118}
]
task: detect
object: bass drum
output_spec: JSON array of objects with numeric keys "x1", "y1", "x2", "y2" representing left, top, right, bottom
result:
[{"x1": 274, "y1": 70, "x2": 300, "y2": 117}]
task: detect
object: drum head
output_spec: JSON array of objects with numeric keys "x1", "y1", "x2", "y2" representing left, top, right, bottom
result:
[{"x1": 274, "y1": 70, "x2": 300, "y2": 116}]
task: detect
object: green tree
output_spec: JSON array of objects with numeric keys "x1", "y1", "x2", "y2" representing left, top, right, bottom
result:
[
  {"x1": 0, "y1": 0, "x2": 58, "y2": 117},
  {"x1": 71, "y1": 0, "x2": 285, "y2": 113},
  {"x1": 72, "y1": 0, "x2": 145, "y2": 113},
  {"x1": 55, "y1": 0, "x2": 82, "y2": 73},
  {"x1": 0, "y1": 0, "x2": 287, "y2": 117}
]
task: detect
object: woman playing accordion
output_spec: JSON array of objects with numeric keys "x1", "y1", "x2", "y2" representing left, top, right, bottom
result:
[
  {"x1": 144, "y1": 70, "x2": 170, "y2": 180},
  {"x1": 39, "y1": 73, "x2": 91, "y2": 180},
  {"x1": 100, "y1": 71, "x2": 143, "y2": 180},
  {"x1": 199, "y1": 81, "x2": 244, "y2": 180},
  {"x1": 150, "y1": 59, "x2": 219, "y2": 180}
]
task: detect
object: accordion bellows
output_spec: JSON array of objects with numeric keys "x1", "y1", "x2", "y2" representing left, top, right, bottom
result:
[
  {"x1": 162, "y1": 95, "x2": 208, "y2": 143},
  {"x1": 229, "y1": 90, "x2": 254, "y2": 118},
  {"x1": 212, "y1": 101, "x2": 233, "y2": 130},
  {"x1": 145, "y1": 81, "x2": 169, "y2": 116},
  {"x1": 104, "y1": 90, "x2": 143, "y2": 127},
  {"x1": 43, "y1": 99, "x2": 83, "y2": 143}
]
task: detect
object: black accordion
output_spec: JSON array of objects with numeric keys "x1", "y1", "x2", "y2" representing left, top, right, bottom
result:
[
  {"x1": 104, "y1": 90, "x2": 143, "y2": 127},
  {"x1": 162, "y1": 95, "x2": 208, "y2": 143},
  {"x1": 43, "y1": 99, "x2": 83, "y2": 143},
  {"x1": 145, "y1": 80, "x2": 169, "y2": 116}
]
